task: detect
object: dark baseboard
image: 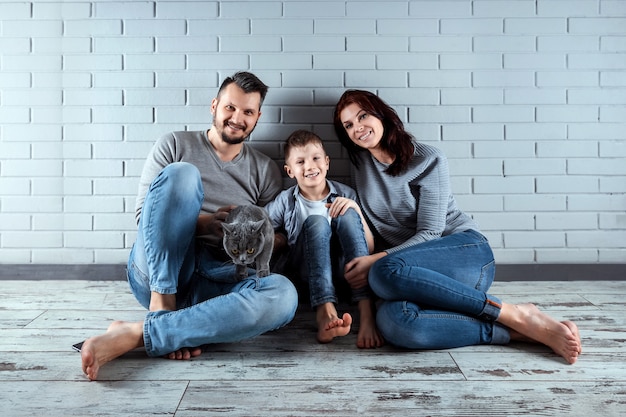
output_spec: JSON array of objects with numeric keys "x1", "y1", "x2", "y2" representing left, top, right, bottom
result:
[{"x1": 0, "y1": 263, "x2": 624, "y2": 281}]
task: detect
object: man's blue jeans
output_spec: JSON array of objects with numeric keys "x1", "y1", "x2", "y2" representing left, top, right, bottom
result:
[
  {"x1": 291, "y1": 210, "x2": 370, "y2": 308},
  {"x1": 127, "y1": 162, "x2": 298, "y2": 357},
  {"x1": 369, "y1": 230, "x2": 510, "y2": 349}
]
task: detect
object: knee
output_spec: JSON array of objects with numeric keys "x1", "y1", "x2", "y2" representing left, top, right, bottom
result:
[
  {"x1": 156, "y1": 162, "x2": 203, "y2": 200},
  {"x1": 376, "y1": 301, "x2": 429, "y2": 350},
  {"x1": 368, "y1": 255, "x2": 399, "y2": 297},
  {"x1": 302, "y1": 215, "x2": 331, "y2": 238}
]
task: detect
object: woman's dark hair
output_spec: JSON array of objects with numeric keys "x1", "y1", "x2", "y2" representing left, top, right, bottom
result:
[
  {"x1": 217, "y1": 71, "x2": 269, "y2": 108},
  {"x1": 333, "y1": 89, "x2": 414, "y2": 176}
]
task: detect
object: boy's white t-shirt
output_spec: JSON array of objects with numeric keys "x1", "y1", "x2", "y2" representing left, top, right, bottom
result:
[{"x1": 295, "y1": 192, "x2": 332, "y2": 226}]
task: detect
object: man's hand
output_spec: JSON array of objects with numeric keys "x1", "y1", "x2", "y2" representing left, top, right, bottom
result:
[{"x1": 195, "y1": 205, "x2": 236, "y2": 238}]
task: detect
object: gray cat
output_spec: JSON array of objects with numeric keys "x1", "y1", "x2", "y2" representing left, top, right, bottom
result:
[{"x1": 222, "y1": 205, "x2": 274, "y2": 279}]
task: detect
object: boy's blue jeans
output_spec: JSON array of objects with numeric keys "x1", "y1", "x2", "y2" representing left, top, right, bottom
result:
[
  {"x1": 291, "y1": 210, "x2": 370, "y2": 308},
  {"x1": 127, "y1": 162, "x2": 298, "y2": 357},
  {"x1": 369, "y1": 230, "x2": 511, "y2": 349}
]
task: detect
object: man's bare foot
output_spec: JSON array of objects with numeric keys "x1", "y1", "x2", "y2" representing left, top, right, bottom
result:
[
  {"x1": 81, "y1": 320, "x2": 144, "y2": 381},
  {"x1": 499, "y1": 303, "x2": 581, "y2": 364},
  {"x1": 356, "y1": 299, "x2": 384, "y2": 349},
  {"x1": 316, "y1": 303, "x2": 352, "y2": 343}
]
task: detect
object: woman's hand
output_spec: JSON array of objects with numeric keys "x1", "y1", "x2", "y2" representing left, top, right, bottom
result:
[{"x1": 344, "y1": 252, "x2": 387, "y2": 290}]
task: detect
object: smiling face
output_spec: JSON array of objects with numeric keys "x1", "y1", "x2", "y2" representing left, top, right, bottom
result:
[
  {"x1": 339, "y1": 103, "x2": 385, "y2": 152},
  {"x1": 284, "y1": 143, "x2": 330, "y2": 194},
  {"x1": 210, "y1": 83, "x2": 262, "y2": 145}
]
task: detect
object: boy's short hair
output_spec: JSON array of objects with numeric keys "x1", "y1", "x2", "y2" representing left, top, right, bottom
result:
[{"x1": 284, "y1": 130, "x2": 326, "y2": 162}]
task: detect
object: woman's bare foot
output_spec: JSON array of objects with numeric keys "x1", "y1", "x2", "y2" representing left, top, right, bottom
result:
[
  {"x1": 356, "y1": 299, "x2": 384, "y2": 349},
  {"x1": 499, "y1": 303, "x2": 581, "y2": 364},
  {"x1": 316, "y1": 303, "x2": 352, "y2": 343},
  {"x1": 81, "y1": 320, "x2": 144, "y2": 381}
]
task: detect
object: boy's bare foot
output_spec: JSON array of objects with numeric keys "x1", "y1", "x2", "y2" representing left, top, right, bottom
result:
[
  {"x1": 316, "y1": 303, "x2": 352, "y2": 343},
  {"x1": 499, "y1": 303, "x2": 581, "y2": 364},
  {"x1": 165, "y1": 347, "x2": 203, "y2": 360},
  {"x1": 81, "y1": 320, "x2": 144, "y2": 381},
  {"x1": 356, "y1": 299, "x2": 384, "y2": 349}
]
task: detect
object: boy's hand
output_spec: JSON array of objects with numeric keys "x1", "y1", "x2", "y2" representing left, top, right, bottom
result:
[{"x1": 326, "y1": 197, "x2": 359, "y2": 218}]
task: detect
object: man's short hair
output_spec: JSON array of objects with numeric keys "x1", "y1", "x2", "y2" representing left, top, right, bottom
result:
[{"x1": 217, "y1": 71, "x2": 269, "y2": 107}]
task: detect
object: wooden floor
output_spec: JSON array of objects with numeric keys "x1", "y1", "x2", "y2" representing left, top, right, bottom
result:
[{"x1": 0, "y1": 279, "x2": 624, "y2": 416}]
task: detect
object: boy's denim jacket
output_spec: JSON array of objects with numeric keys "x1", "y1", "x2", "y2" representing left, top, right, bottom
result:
[{"x1": 264, "y1": 180, "x2": 358, "y2": 247}]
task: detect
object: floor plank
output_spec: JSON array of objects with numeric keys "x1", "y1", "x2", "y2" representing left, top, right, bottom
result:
[{"x1": 0, "y1": 280, "x2": 624, "y2": 416}]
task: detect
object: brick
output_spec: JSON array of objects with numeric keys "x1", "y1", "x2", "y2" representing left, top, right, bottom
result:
[
  {"x1": 599, "y1": 140, "x2": 626, "y2": 157},
  {"x1": 379, "y1": 88, "x2": 439, "y2": 105},
  {"x1": 505, "y1": 18, "x2": 567, "y2": 34},
  {"x1": 474, "y1": 105, "x2": 535, "y2": 122},
  {"x1": 348, "y1": 36, "x2": 408, "y2": 52},
  {"x1": 567, "y1": 230, "x2": 626, "y2": 248},
  {"x1": 284, "y1": 36, "x2": 345, "y2": 52},
  {"x1": 410, "y1": 36, "x2": 471, "y2": 53},
  {"x1": 441, "y1": 53, "x2": 502, "y2": 70},
  {"x1": 33, "y1": 72, "x2": 91, "y2": 88},
  {"x1": 568, "y1": 88, "x2": 626, "y2": 104},
  {"x1": 157, "y1": 2, "x2": 217, "y2": 18},
  {"x1": 378, "y1": 54, "x2": 437, "y2": 70},
  {"x1": 0, "y1": 178, "x2": 30, "y2": 195},
  {"x1": 570, "y1": 18, "x2": 626, "y2": 34},
  {"x1": 0, "y1": 37, "x2": 31, "y2": 54},
  {"x1": 536, "y1": 140, "x2": 597, "y2": 157},
  {"x1": 379, "y1": 19, "x2": 438, "y2": 35},
  {"x1": 474, "y1": 35, "x2": 535, "y2": 52},
  {"x1": 0, "y1": 214, "x2": 31, "y2": 231},
  {"x1": 95, "y1": 37, "x2": 155, "y2": 53},
  {"x1": 32, "y1": 177, "x2": 92, "y2": 196},
  {"x1": 504, "y1": 53, "x2": 566, "y2": 69},
  {"x1": 601, "y1": 177, "x2": 626, "y2": 193},
  {"x1": 505, "y1": 231, "x2": 566, "y2": 248},
  {"x1": 448, "y1": 158, "x2": 502, "y2": 176},
  {"x1": 154, "y1": 106, "x2": 212, "y2": 124},
  {"x1": 536, "y1": 176, "x2": 599, "y2": 193},
  {"x1": 2, "y1": 231, "x2": 63, "y2": 248},
  {"x1": 94, "y1": 214, "x2": 136, "y2": 230},
  {"x1": 536, "y1": 213, "x2": 598, "y2": 230},
  {"x1": 410, "y1": 70, "x2": 470, "y2": 87},
  {"x1": 283, "y1": 71, "x2": 343, "y2": 87},
  {"x1": 538, "y1": 35, "x2": 599, "y2": 52},
  {"x1": 3, "y1": 20, "x2": 63, "y2": 37},
  {"x1": 441, "y1": 18, "x2": 503, "y2": 34},
  {"x1": 599, "y1": 213, "x2": 626, "y2": 229},
  {"x1": 599, "y1": 250, "x2": 626, "y2": 262},
  {"x1": 64, "y1": 54, "x2": 123, "y2": 71},
  {"x1": 33, "y1": 250, "x2": 95, "y2": 263},
  {"x1": 64, "y1": 196, "x2": 124, "y2": 213},
  {"x1": 64, "y1": 89, "x2": 122, "y2": 106},
  {"x1": 537, "y1": 0, "x2": 599, "y2": 17},
  {"x1": 1, "y1": 196, "x2": 63, "y2": 213},
  {"x1": 125, "y1": 20, "x2": 186, "y2": 36},
  {"x1": 33, "y1": 214, "x2": 93, "y2": 231},
  {"x1": 190, "y1": 19, "x2": 250, "y2": 35},
  {"x1": 0, "y1": 142, "x2": 30, "y2": 159},
  {"x1": 568, "y1": 123, "x2": 626, "y2": 140},
  {"x1": 536, "y1": 105, "x2": 598, "y2": 122},
  {"x1": 504, "y1": 157, "x2": 566, "y2": 176},
  {"x1": 409, "y1": 1, "x2": 471, "y2": 17},
  {"x1": 601, "y1": 71, "x2": 626, "y2": 86},
  {"x1": 410, "y1": 105, "x2": 470, "y2": 123},
  {"x1": 124, "y1": 89, "x2": 185, "y2": 106},
  {"x1": 65, "y1": 231, "x2": 124, "y2": 248},
  {"x1": 3, "y1": 125, "x2": 63, "y2": 141},
  {"x1": 158, "y1": 36, "x2": 219, "y2": 53},
  {"x1": 314, "y1": 54, "x2": 374, "y2": 70},
  {"x1": 601, "y1": 36, "x2": 626, "y2": 52},
  {"x1": 3, "y1": 90, "x2": 61, "y2": 106},
  {"x1": 33, "y1": 2, "x2": 91, "y2": 19},
  {"x1": 65, "y1": 160, "x2": 123, "y2": 177},
  {"x1": 284, "y1": 2, "x2": 345, "y2": 18},
  {"x1": 472, "y1": 213, "x2": 535, "y2": 231},
  {"x1": 222, "y1": 1, "x2": 282, "y2": 18},
  {"x1": 569, "y1": 158, "x2": 626, "y2": 175},
  {"x1": 536, "y1": 249, "x2": 599, "y2": 263},
  {"x1": 64, "y1": 20, "x2": 122, "y2": 36},
  {"x1": 537, "y1": 71, "x2": 599, "y2": 87},
  {"x1": 568, "y1": 194, "x2": 626, "y2": 211},
  {"x1": 504, "y1": 88, "x2": 566, "y2": 104},
  {"x1": 506, "y1": 123, "x2": 566, "y2": 140},
  {"x1": 3, "y1": 55, "x2": 62, "y2": 71},
  {"x1": 474, "y1": 176, "x2": 535, "y2": 194},
  {"x1": 64, "y1": 124, "x2": 124, "y2": 142},
  {"x1": 455, "y1": 194, "x2": 504, "y2": 212},
  {"x1": 95, "y1": 1, "x2": 154, "y2": 18},
  {"x1": 0, "y1": 72, "x2": 31, "y2": 88},
  {"x1": 93, "y1": 142, "x2": 154, "y2": 159},
  {"x1": 254, "y1": 19, "x2": 313, "y2": 35},
  {"x1": 474, "y1": 141, "x2": 532, "y2": 157},
  {"x1": 32, "y1": 142, "x2": 91, "y2": 160},
  {"x1": 0, "y1": 2, "x2": 31, "y2": 18},
  {"x1": 504, "y1": 194, "x2": 567, "y2": 211},
  {"x1": 348, "y1": 1, "x2": 408, "y2": 17},
  {"x1": 473, "y1": 71, "x2": 534, "y2": 87},
  {"x1": 92, "y1": 106, "x2": 153, "y2": 123},
  {"x1": 189, "y1": 54, "x2": 250, "y2": 70}
]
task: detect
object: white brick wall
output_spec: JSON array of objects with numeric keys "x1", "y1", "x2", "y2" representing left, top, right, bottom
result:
[{"x1": 0, "y1": 0, "x2": 624, "y2": 265}]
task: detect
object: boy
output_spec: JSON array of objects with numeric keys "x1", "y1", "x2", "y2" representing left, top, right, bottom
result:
[{"x1": 266, "y1": 130, "x2": 383, "y2": 349}]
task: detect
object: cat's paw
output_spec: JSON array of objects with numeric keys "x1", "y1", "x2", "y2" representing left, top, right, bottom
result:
[{"x1": 257, "y1": 269, "x2": 270, "y2": 278}]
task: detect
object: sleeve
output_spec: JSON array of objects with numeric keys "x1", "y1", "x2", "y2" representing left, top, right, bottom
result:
[
  {"x1": 256, "y1": 158, "x2": 283, "y2": 207},
  {"x1": 386, "y1": 154, "x2": 450, "y2": 254},
  {"x1": 264, "y1": 191, "x2": 287, "y2": 231},
  {"x1": 134, "y1": 133, "x2": 177, "y2": 225}
]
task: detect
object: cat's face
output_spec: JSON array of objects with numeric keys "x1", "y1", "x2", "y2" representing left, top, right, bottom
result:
[{"x1": 222, "y1": 220, "x2": 266, "y2": 266}]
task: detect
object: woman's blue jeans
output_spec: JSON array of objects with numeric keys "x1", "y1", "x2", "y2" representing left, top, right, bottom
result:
[
  {"x1": 291, "y1": 210, "x2": 371, "y2": 308},
  {"x1": 127, "y1": 162, "x2": 298, "y2": 357},
  {"x1": 370, "y1": 230, "x2": 510, "y2": 349}
]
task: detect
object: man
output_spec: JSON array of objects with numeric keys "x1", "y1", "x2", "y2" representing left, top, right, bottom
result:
[{"x1": 81, "y1": 72, "x2": 298, "y2": 381}]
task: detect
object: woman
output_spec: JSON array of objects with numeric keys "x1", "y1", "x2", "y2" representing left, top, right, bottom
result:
[{"x1": 333, "y1": 89, "x2": 581, "y2": 364}]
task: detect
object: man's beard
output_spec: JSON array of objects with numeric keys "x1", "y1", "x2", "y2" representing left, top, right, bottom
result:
[{"x1": 218, "y1": 119, "x2": 255, "y2": 145}]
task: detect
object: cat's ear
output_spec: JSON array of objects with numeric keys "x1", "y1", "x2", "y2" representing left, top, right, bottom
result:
[{"x1": 251, "y1": 220, "x2": 266, "y2": 234}]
